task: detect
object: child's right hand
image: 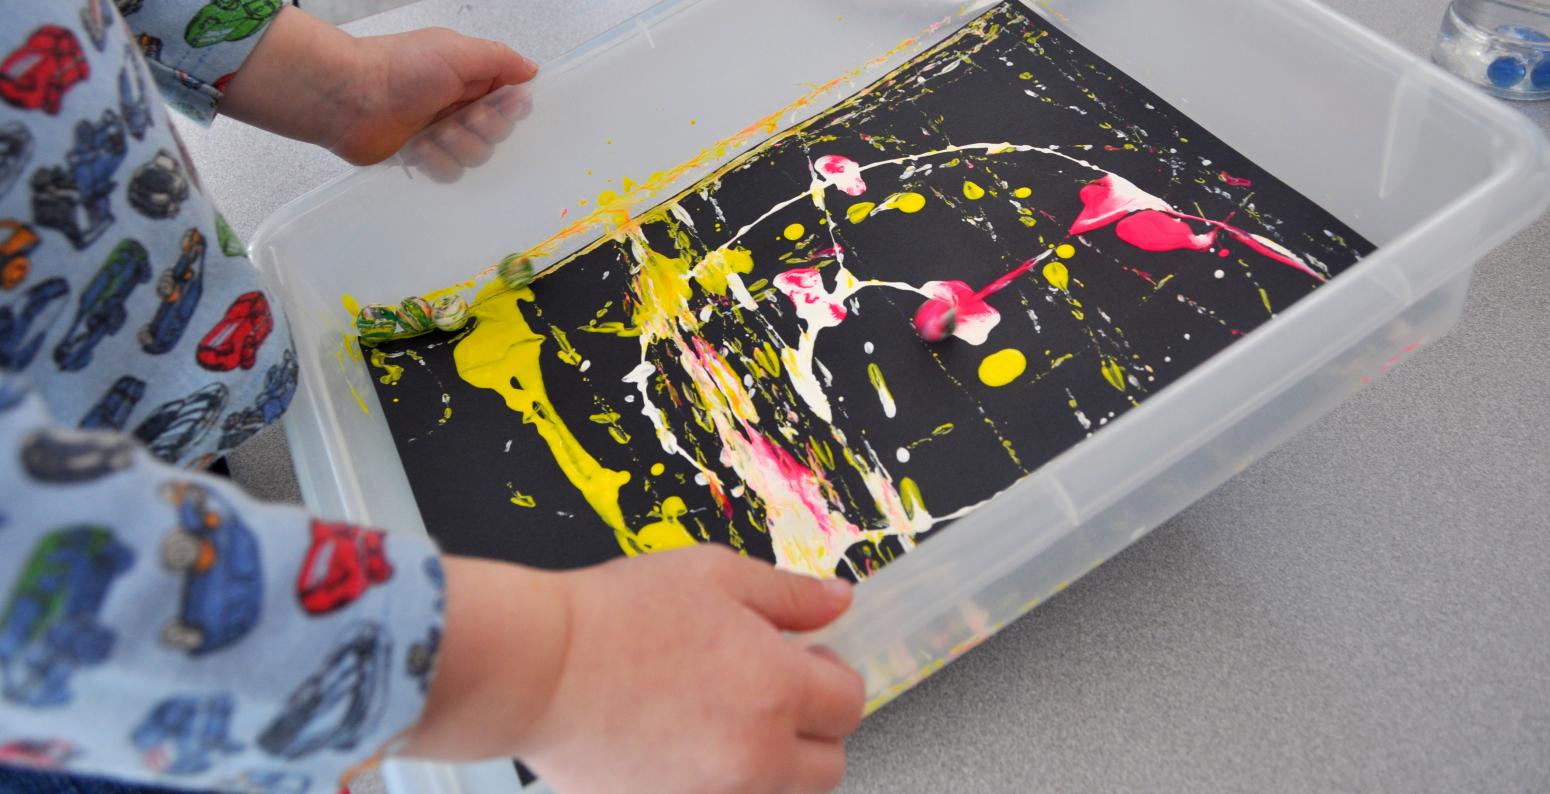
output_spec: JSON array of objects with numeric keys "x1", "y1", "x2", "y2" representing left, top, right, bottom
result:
[{"x1": 403, "y1": 547, "x2": 866, "y2": 794}]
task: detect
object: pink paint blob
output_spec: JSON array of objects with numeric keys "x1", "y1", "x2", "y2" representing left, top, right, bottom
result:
[
  {"x1": 774, "y1": 268, "x2": 847, "y2": 322},
  {"x1": 815, "y1": 155, "x2": 868, "y2": 197},
  {"x1": 1070, "y1": 174, "x2": 1326, "y2": 281},
  {"x1": 1114, "y1": 211, "x2": 1217, "y2": 253},
  {"x1": 1219, "y1": 171, "x2": 1253, "y2": 188}
]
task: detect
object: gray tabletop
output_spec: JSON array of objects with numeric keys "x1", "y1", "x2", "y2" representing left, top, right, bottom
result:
[{"x1": 176, "y1": 0, "x2": 1550, "y2": 791}]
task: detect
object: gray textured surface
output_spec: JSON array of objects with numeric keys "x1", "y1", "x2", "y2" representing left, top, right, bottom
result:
[{"x1": 177, "y1": 0, "x2": 1550, "y2": 791}]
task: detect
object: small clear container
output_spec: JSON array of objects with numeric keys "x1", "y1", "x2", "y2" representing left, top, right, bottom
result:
[{"x1": 1435, "y1": 0, "x2": 1550, "y2": 99}]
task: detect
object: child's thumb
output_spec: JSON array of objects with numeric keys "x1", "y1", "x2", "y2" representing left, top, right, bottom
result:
[{"x1": 735, "y1": 565, "x2": 853, "y2": 631}]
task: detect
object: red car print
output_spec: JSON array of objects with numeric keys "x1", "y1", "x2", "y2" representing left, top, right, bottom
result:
[
  {"x1": 197, "y1": 291, "x2": 272, "y2": 371},
  {"x1": 1, "y1": 27, "x2": 89, "y2": 115},
  {"x1": 297, "y1": 522, "x2": 393, "y2": 615},
  {"x1": 0, "y1": 739, "x2": 78, "y2": 769}
]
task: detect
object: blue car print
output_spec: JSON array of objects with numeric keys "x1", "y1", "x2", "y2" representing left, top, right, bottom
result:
[
  {"x1": 131, "y1": 693, "x2": 244, "y2": 776},
  {"x1": 257, "y1": 622, "x2": 390, "y2": 759},
  {"x1": 140, "y1": 228, "x2": 205, "y2": 354},
  {"x1": 30, "y1": 110, "x2": 127, "y2": 250},
  {"x1": 54, "y1": 239, "x2": 150, "y2": 371},
  {"x1": 0, "y1": 276, "x2": 69, "y2": 369},
  {"x1": 218, "y1": 770, "x2": 311, "y2": 794},
  {"x1": 80, "y1": 375, "x2": 145, "y2": 430},
  {"x1": 157, "y1": 482, "x2": 263, "y2": 656},
  {"x1": 0, "y1": 527, "x2": 134, "y2": 707},
  {"x1": 218, "y1": 348, "x2": 296, "y2": 448},
  {"x1": 133, "y1": 382, "x2": 227, "y2": 462},
  {"x1": 118, "y1": 46, "x2": 152, "y2": 141},
  {"x1": 21, "y1": 427, "x2": 136, "y2": 484},
  {"x1": 0, "y1": 121, "x2": 32, "y2": 199}
]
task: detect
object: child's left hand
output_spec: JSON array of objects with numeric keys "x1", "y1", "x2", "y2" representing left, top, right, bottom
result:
[{"x1": 222, "y1": 6, "x2": 540, "y2": 166}]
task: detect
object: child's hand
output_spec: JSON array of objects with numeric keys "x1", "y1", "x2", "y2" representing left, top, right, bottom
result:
[
  {"x1": 405, "y1": 548, "x2": 866, "y2": 794},
  {"x1": 222, "y1": 7, "x2": 539, "y2": 166}
]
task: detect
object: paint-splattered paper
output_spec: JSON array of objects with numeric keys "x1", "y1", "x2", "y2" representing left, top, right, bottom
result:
[{"x1": 366, "y1": 1, "x2": 1374, "y2": 579}]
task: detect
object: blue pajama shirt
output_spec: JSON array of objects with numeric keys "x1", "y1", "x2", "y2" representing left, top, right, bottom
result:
[{"x1": 1, "y1": 2, "x2": 446, "y2": 791}]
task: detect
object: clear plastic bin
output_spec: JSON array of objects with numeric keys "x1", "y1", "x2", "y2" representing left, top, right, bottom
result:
[{"x1": 246, "y1": 0, "x2": 1550, "y2": 790}]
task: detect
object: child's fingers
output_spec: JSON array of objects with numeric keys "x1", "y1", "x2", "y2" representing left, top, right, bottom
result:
[
  {"x1": 795, "y1": 647, "x2": 865, "y2": 740},
  {"x1": 431, "y1": 121, "x2": 494, "y2": 167},
  {"x1": 789, "y1": 737, "x2": 849, "y2": 793},
  {"x1": 729, "y1": 559, "x2": 853, "y2": 632},
  {"x1": 460, "y1": 100, "x2": 519, "y2": 145},
  {"x1": 406, "y1": 137, "x2": 464, "y2": 183},
  {"x1": 460, "y1": 35, "x2": 539, "y2": 87}
]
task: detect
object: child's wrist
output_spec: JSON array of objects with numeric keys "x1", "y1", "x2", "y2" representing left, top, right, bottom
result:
[{"x1": 399, "y1": 557, "x2": 573, "y2": 761}]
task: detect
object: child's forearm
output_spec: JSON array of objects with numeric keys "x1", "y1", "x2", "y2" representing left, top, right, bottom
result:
[
  {"x1": 399, "y1": 556, "x2": 572, "y2": 761},
  {"x1": 219, "y1": 6, "x2": 365, "y2": 151}
]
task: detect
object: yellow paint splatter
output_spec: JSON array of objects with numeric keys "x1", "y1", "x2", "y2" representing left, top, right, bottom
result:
[
  {"x1": 962, "y1": 180, "x2": 985, "y2": 200},
  {"x1": 1050, "y1": 352, "x2": 1073, "y2": 368},
  {"x1": 368, "y1": 349, "x2": 403, "y2": 386},
  {"x1": 510, "y1": 491, "x2": 537, "y2": 508},
  {"x1": 348, "y1": 383, "x2": 370, "y2": 414},
  {"x1": 899, "y1": 477, "x2": 926, "y2": 520},
  {"x1": 783, "y1": 223, "x2": 806, "y2": 241},
  {"x1": 650, "y1": 462, "x2": 666, "y2": 477},
  {"x1": 454, "y1": 280, "x2": 639, "y2": 555},
  {"x1": 846, "y1": 201, "x2": 876, "y2": 224},
  {"x1": 341, "y1": 293, "x2": 361, "y2": 317},
  {"x1": 551, "y1": 327, "x2": 582, "y2": 366},
  {"x1": 1259, "y1": 287, "x2": 1274, "y2": 315},
  {"x1": 1055, "y1": 243, "x2": 1076, "y2": 259},
  {"x1": 887, "y1": 191, "x2": 927, "y2": 214},
  {"x1": 1013, "y1": 187, "x2": 1032, "y2": 199},
  {"x1": 979, "y1": 349, "x2": 1028, "y2": 388},
  {"x1": 1101, "y1": 358, "x2": 1127, "y2": 391},
  {"x1": 638, "y1": 496, "x2": 699, "y2": 553},
  {"x1": 693, "y1": 247, "x2": 754, "y2": 297},
  {"x1": 866, "y1": 362, "x2": 897, "y2": 418},
  {"x1": 1043, "y1": 260, "x2": 1069, "y2": 291}
]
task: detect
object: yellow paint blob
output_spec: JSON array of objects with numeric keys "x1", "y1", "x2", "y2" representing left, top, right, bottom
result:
[
  {"x1": 963, "y1": 180, "x2": 986, "y2": 200},
  {"x1": 884, "y1": 191, "x2": 927, "y2": 214},
  {"x1": 1101, "y1": 358, "x2": 1127, "y2": 392},
  {"x1": 846, "y1": 202, "x2": 876, "y2": 224},
  {"x1": 979, "y1": 349, "x2": 1028, "y2": 388},
  {"x1": 510, "y1": 491, "x2": 537, "y2": 508},
  {"x1": 1013, "y1": 187, "x2": 1032, "y2": 199},
  {"x1": 368, "y1": 349, "x2": 403, "y2": 386},
  {"x1": 899, "y1": 477, "x2": 926, "y2": 520},
  {"x1": 783, "y1": 223, "x2": 806, "y2": 241},
  {"x1": 341, "y1": 293, "x2": 361, "y2": 317},
  {"x1": 1043, "y1": 261, "x2": 1069, "y2": 291},
  {"x1": 650, "y1": 462, "x2": 666, "y2": 477},
  {"x1": 638, "y1": 496, "x2": 699, "y2": 553},
  {"x1": 1055, "y1": 244, "x2": 1077, "y2": 260},
  {"x1": 454, "y1": 280, "x2": 640, "y2": 555},
  {"x1": 693, "y1": 247, "x2": 754, "y2": 296}
]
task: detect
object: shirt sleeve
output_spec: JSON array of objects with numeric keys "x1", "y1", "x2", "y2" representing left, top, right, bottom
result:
[
  {"x1": 0, "y1": 372, "x2": 446, "y2": 792},
  {"x1": 117, "y1": 0, "x2": 293, "y2": 124}
]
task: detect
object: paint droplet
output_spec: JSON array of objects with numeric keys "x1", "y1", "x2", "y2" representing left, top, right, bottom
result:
[
  {"x1": 1214, "y1": 269, "x2": 1225, "y2": 279},
  {"x1": 864, "y1": 341, "x2": 875, "y2": 354},
  {"x1": 896, "y1": 447, "x2": 911, "y2": 463},
  {"x1": 846, "y1": 202, "x2": 876, "y2": 224},
  {"x1": 1043, "y1": 261, "x2": 1070, "y2": 291},
  {"x1": 693, "y1": 473, "x2": 709, "y2": 486},
  {"x1": 650, "y1": 462, "x2": 666, "y2": 476},
  {"x1": 963, "y1": 180, "x2": 986, "y2": 200},
  {"x1": 1101, "y1": 358, "x2": 1127, "y2": 391},
  {"x1": 979, "y1": 348, "x2": 1028, "y2": 388},
  {"x1": 891, "y1": 192, "x2": 927, "y2": 214},
  {"x1": 1013, "y1": 187, "x2": 1032, "y2": 199},
  {"x1": 783, "y1": 223, "x2": 805, "y2": 241},
  {"x1": 1055, "y1": 243, "x2": 1076, "y2": 259},
  {"x1": 899, "y1": 477, "x2": 926, "y2": 519}
]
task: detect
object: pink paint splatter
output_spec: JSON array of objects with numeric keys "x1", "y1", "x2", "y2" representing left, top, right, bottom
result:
[
  {"x1": 1219, "y1": 171, "x2": 1253, "y2": 188},
  {"x1": 815, "y1": 155, "x2": 868, "y2": 197},
  {"x1": 913, "y1": 255, "x2": 1046, "y2": 344},
  {"x1": 1070, "y1": 174, "x2": 1326, "y2": 281},
  {"x1": 774, "y1": 268, "x2": 847, "y2": 323}
]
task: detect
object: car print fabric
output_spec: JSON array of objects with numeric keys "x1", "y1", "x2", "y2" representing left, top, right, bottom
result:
[{"x1": 1, "y1": 2, "x2": 445, "y2": 791}]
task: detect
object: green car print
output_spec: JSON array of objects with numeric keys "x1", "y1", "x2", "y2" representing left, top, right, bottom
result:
[{"x1": 184, "y1": 0, "x2": 283, "y2": 48}]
